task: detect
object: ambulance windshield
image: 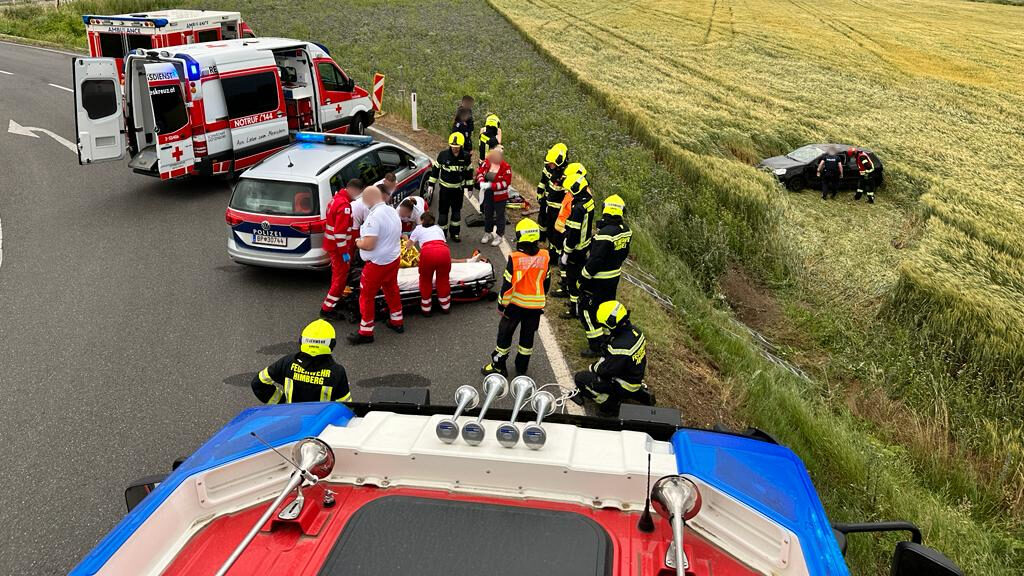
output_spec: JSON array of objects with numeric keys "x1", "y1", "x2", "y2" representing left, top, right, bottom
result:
[
  {"x1": 151, "y1": 85, "x2": 188, "y2": 135},
  {"x1": 230, "y1": 179, "x2": 319, "y2": 217}
]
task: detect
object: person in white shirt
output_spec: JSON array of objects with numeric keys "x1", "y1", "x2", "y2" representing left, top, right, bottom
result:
[
  {"x1": 408, "y1": 212, "x2": 451, "y2": 316},
  {"x1": 349, "y1": 186, "x2": 404, "y2": 345},
  {"x1": 398, "y1": 196, "x2": 428, "y2": 234}
]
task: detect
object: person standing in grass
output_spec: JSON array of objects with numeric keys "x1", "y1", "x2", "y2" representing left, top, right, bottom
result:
[
  {"x1": 452, "y1": 95, "x2": 475, "y2": 156},
  {"x1": 816, "y1": 146, "x2": 843, "y2": 200},
  {"x1": 478, "y1": 146, "x2": 513, "y2": 247},
  {"x1": 850, "y1": 147, "x2": 877, "y2": 204}
]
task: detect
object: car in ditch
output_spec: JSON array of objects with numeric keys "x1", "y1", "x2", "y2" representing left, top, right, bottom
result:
[{"x1": 758, "y1": 144, "x2": 883, "y2": 192}]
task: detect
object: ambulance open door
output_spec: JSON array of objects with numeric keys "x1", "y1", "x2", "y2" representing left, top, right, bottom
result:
[
  {"x1": 72, "y1": 57, "x2": 125, "y2": 164},
  {"x1": 143, "y1": 62, "x2": 195, "y2": 180}
]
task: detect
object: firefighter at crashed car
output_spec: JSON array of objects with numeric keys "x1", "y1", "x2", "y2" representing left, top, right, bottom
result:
[
  {"x1": 426, "y1": 132, "x2": 474, "y2": 242},
  {"x1": 482, "y1": 218, "x2": 551, "y2": 377},
  {"x1": 579, "y1": 194, "x2": 632, "y2": 357},
  {"x1": 572, "y1": 301, "x2": 654, "y2": 415},
  {"x1": 251, "y1": 319, "x2": 351, "y2": 404},
  {"x1": 850, "y1": 147, "x2": 877, "y2": 204}
]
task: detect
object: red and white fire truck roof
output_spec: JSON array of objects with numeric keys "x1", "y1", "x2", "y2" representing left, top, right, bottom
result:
[{"x1": 82, "y1": 10, "x2": 243, "y2": 33}]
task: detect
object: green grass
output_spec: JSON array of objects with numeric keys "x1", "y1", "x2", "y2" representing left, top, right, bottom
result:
[
  {"x1": 0, "y1": 0, "x2": 166, "y2": 46},
  {"x1": 4, "y1": 0, "x2": 1021, "y2": 572}
]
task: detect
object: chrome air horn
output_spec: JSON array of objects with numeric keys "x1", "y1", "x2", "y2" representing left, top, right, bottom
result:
[
  {"x1": 496, "y1": 376, "x2": 537, "y2": 447},
  {"x1": 436, "y1": 385, "x2": 480, "y2": 444},
  {"x1": 651, "y1": 475, "x2": 702, "y2": 576},
  {"x1": 462, "y1": 374, "x2": 508, "y2": 445},
  {"x1": 522, "y1": 390, "x2": 556, "y2": 450}
]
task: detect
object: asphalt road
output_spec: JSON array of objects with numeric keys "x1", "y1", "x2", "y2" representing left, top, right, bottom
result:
[{"x1": 0, "y1": 41, "x2": 558, "y2": 575}]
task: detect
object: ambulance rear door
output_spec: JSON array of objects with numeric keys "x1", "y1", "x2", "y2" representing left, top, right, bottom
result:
[
  {"x1": 143, "y1": 62, "x2": 194, "y2": 179},
  {"x1": 73, "y1": 57, "x2": 125, "y2": 165}
]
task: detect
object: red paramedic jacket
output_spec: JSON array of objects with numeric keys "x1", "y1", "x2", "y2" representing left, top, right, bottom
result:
[
  {"x1": 324, "y1": 194, "x2": 353, "y2": 255},
  {"x1": 476, "y1": 160, "x2": 513, "y2": 203}
]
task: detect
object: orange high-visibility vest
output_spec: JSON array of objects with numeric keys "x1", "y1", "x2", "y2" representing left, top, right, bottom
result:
[
  {"x1": 554, "y1": 191, "x2": 574, "y2": 234},
  {"x1": 501, "y1": 249, "x2": 550, "y2": 309}
]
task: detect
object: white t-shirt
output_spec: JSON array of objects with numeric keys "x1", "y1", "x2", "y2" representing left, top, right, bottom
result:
[
  {"x1": 351, "y1": 195, "x2": 370, "y2": 230},
  {"x1": 359, "y1": 202, "x2": 402, "y2": 264},
  {"x1": 401, "y1": 196, "x2": 427, "y2": 228},
  {"x1": 409, "y1": 224, "x2": 446, "y2": 247}
]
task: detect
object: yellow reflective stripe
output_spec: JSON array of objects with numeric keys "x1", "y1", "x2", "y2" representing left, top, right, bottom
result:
[
  {"x1": 320, "y1": 385, "x2": 333, "y2": 402},
  {"x1": 267, "y1": 388, "x2": 283, "y2": 405},
  {"x1": 565, "y1": 220, "x2": 582, "y2": 229},
  {"x1": 336, "y1": 392, "x2": 352, "y2": 403},
  {"x1": 440, "y1": 181, "x2": 463, "y2": 188},
  {"x1": 503, "y1": 270, "x2": 513, "y2": 281},
  {"x1": 495, "y1": 345, "x2": 511, "y2": 355},
  {"x1": 615, "y1": 378, "x2": 642, "y2": 392},
  {"x1": 517, "y1": 345, "x2": 533, "y2": 355},
  {"x1": 608, "y1": 334, "x2": 646, "y2": 356},
  {"x1": 258, "y1": 368, "x2": 275, "y2": 385},
  {"x1": 284, "y1": 378, "x2": 294, "y2": 403},
  {"x1": 594, "y1": 232, "x2": 631, "y2": 242},
  {"x1": 590, "y1": 269, "x2": 621, "y2": 279},
  {"x1": 583, "y1": 199, "x2": 595, "y2": 210}
]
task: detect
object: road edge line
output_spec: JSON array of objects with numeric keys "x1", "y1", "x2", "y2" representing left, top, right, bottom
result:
[{"x1": 0, "y1": 38, "x2": 84, "y2": 57}]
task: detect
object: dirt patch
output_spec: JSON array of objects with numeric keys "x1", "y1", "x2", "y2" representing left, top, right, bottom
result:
[{"x1": 719, "y1": 266, "x2": 783, "y2": 333}]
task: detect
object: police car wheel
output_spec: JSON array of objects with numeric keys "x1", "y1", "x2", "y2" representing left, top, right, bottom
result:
[{"x1": 420, "y1": 177, "x2": 434, "y2": 204}]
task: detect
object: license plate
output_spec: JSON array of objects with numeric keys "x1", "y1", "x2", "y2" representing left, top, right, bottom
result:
[{"x1": 252, "y1": 233, "x2": 287, "y2": 247}]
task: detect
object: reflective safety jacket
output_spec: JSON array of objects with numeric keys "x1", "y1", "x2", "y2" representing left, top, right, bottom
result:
[
  {"x1": 562, "y1": 188, "x2": 595, "y2": 256},
  {"x1": 590, "y1": 322, "x2": 647, "y2": 391},
  {"x1": 479, "y1": 125, "x2": 500, "y2": 159},
  {"x1": 554, "y1": 190, "x2": 574, "y2": 234},
  {"x1": 323, "y1": 193, "x2": 353, "y2": 255},
  {"x1": 428, "y1": 148, "x2": 474, "y2": 192},
  {"x1": 855, "y1": 150, "x2": 875, "y2": 175},
  {"x1": 499, "y1": 248, "x2": 551, "y2": 310},
  {"x1": 538, "y1": 164, "x2": 567, "y2": 233},
  {"x1": 251, "y1": 352, "x2": 351, "y2": 404},
  {"x1": 582, "y1": 217, "x2": 631, "y2": 282}
]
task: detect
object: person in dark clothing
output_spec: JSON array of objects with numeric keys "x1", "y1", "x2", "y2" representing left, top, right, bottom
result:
[
  {"x1": 426, "y1": 132, "x2": 474, "y2": 242},
  {"x1": 572, "y1": 301, "x2": 654, "y2": 415},
  {"x1": 482, "y1": 218, "x2": 551, "y2": 377},
  {"x1": 478, "y1": 113, "x2": 502, "y2": 163},
  {"x1": 452, "y1": 95, "x2": 475, "y2": 155},
  {"x1": 849, "y1": 146, "x2": 878, "y2": 204},
  {"x1": 537, "y1": 142, "x2": 569, "y2": 246},
  {"x1": 251, "y1": 319, "x2": 351, "y2": 404},
  {"x1": 579, "y1": 194, "x2": 631, "y2": 357},
  {"x1": 559, "y1": 162, "x2": 595, "y2": 319},
  {"x1": 816, "y1": 146, "x2": 843, "y2": 199}
]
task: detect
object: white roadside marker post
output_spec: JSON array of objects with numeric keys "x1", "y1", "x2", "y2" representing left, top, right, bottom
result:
[{"x1": 411, "y1": 91, "x2": 420, "y2": 132}]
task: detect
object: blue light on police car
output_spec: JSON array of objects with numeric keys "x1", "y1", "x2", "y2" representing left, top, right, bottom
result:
[{"x1": 294, "y1": 132, "x2": 373, "y2": 147}]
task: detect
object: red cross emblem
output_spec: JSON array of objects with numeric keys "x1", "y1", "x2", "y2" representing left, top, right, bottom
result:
[
  {"x1": 335, "y1": 104, "x2": 343, "y2": 114},
  {"x1": 171, "y1": 147, "x2": 183, "y2": 162}
]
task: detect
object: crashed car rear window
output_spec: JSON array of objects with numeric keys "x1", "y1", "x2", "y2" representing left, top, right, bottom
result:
[
  {"x1": 230, "y1": 178, "x2": 319, "y2": 216},
  {"x1": 787, "y1": 145, "x2": 825, "y2": 163}
]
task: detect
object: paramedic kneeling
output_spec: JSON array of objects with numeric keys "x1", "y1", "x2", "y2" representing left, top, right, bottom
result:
[
  {"x1": 572, "y1": 300, "x2": 655, "y2": 415},
  {"x1": 409, "y1": 212, "x2": 452, "y2": 317},
  {"x1": 349, "y1": 186, "x2": 404, "y2": 345},
  {"x1": 251, "y1": 319, "x2": 351, "y2": 404}
]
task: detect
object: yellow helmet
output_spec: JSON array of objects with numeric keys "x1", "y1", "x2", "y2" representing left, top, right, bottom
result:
[
  {"x1": 602, "y1": 194, "x2": 625, "y2": 217},
  {"x1": 563, "y1": 162, "x2": 589, "y2": 194},
  {"x1": 485, "y1": 113, "x2": 501, "y2": 128},
  {"x1": 545, "y1": 143, "x2": 568, "y2": 167},
  {"x1": 596, "y1": 300, "x2": 628, "y2": 329},
  {"x1": 300, "y1": 319, "x2": 336, "y2": 356},
  {"x1": 448, "y1": 132, "x2": 465, "y2": 148},
  {"x1": 515, "y1": 217, "x2": 541, "y2": 243}
]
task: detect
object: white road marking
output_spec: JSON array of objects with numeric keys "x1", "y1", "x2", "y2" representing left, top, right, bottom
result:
[
  {"x1": 0, "y1": 70, "x2": 13, "y2": 75},
  {"x1": 368, "y1": 126, "x2": 429, "y2": 158},
  {"x1": 48, "y1": 83, "x2": 72, "y2": 92},
  {"x1": 8, "y1": 119, "x2": 76, "y2": 153},
  {"x1": 0, "y1": 213, "x2": 4, "y2": 271}
]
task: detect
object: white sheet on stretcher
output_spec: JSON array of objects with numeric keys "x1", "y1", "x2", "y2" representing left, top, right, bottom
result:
[{"x1": 396, "y1": 261, "x2": 493, "y2": 293}]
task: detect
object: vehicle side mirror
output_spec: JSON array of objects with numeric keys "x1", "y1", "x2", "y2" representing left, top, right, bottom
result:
[
  {"x1": 124, "y1": 474, "x2": 167, "y2": 512},
  {"x1": 891, "y1": 541, "x2": 963, "y2": 576},
  {"x1": 344, "y1": 78, "x2": 355, "y2": 92}
]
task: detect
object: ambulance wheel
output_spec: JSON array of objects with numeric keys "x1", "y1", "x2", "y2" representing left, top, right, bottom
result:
[{"x1": 351, "y1": 113, "x2": 367, "y2": 136}]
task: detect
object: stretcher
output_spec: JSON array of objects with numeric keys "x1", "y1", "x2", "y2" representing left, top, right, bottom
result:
[{"x1": 341, "y1": 261, "x2": 497, "y2": 323}]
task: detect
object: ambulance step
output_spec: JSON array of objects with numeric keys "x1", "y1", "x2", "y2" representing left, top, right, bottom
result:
[{"x1": 129, "y1": 147, "x2": 159, "y2": 174}]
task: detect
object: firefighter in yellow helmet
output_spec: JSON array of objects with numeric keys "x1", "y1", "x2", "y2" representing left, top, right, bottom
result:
[
  {"x1": 537, "y1": 142, "x2": 570, "y2": 248},
  {"x1": 425, "y1": 132, "x2": 474, "y2": 242},
  {"x1": 578, "y1": 194, "x2": 632, "y2": 356},
  {"x1": 251, "y1": 319, "x2": 351, "y2": 404},
  {"x1": 571, "y1": 301, "x2": 654, "y2": 415},
  {"x1": 555, "y1": 162, "x2": 595, "y2": 320},
  {"x1": 478, "y1": 113, "x2": 502, "y2": 163},
  {"x1": 482, "y1": 218, "x2": 551, "y2": 377}
]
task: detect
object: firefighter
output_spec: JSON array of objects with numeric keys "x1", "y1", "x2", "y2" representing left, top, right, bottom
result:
[
  {"x1": 251, "y1": 319, "x2": 351, "y2": 404},
  {"x1": 478, "y1": 113, "x2": 502, "y2": 163},
  {"x1": 816, "y1": 146, "x2": 843, "y2": 200},
  {"x1": 579, "y1": 194, "x2": 631, "y2": 357},
  {"x1": 426, "y1": 132, "x2": 474, "y2": 242},
  {"x1": 320, "y1": 177, "x2": 356, "y2": 319},
  {"x1": 850, "y1": 147, "x2": 877, "y2": 203},
  {"x1": 571, "y1": 301, "x2": 654, "y2": 415},
  {"x1": 559, "y1": 162, "x2": 595, "y2": 318},
  {"x1": 549, "y1": 177, "x2": 575, "y2": 298},
  {"x1": 482, "y1": 218, "x2": 551, "y2": 377},
  {"x1": 537, "y1": 142, "x2": 569, "y2": 246}
]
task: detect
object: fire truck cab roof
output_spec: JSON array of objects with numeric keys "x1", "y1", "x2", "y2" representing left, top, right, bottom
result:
[{"x1": 82, "y1": 9, "x2": 245, "y2": 31}]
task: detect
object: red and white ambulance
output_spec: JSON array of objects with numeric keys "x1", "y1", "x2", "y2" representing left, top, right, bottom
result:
[
  {"x1": 83, "y1": 10, "x2": 255, "y2": 81},
  {"x1": 72, "y1": 37, "x2": 377, "y2": 180}
]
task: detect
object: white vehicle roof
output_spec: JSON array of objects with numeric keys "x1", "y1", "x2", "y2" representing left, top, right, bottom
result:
[
  {"x1": 163, "y1": 37, "x2": 329, "y2": 62},
  {"x1": 241, "y1": 141, "x2": 375, "y2": 183},
  {"x1": 84, "y1": 10, "x2": 243, "y2": 30}
]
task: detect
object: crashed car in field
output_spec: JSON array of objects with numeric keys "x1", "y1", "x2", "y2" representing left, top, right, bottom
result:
[{"x1": 759, "y1": 143, "x2": 883, "y2": 192}]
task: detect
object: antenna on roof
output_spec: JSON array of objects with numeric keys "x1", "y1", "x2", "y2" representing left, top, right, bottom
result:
[
  {"x1": 287, "y1": 155, "x2": 294, "y2": 168},
  {"x1": 637, "y1": 453, "x2": 655, "y2": 533}
]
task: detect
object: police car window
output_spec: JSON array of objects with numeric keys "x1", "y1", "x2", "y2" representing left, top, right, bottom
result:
[
  {"x1": 352, "y1": 151, "x2": 383, "y2": 184},
  {"x1": 150, "y1": 84, "x2": 188, "y2": 133},
  {"x1": 230, "y1": 179, "x2": 319, "y2": 216},
  {"x1": 98, "y1": 34, "x2": 125, "y2": 59},
  {"x1": 221, "y1": 72, "x2": 279, "y2": 120},
  {"x1": 376, "y1": 148, "x2": 405, "y2": 172},
  {"x1": 82, "y1": 79, "x2": 118, "y2": 120}
]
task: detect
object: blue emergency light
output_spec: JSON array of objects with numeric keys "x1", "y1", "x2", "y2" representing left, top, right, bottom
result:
[
  {"x1": 175, "y1": 54, "x2": 202, "y2": 81},
  {"x1": 295, "y1": 132, "x2": 373, "y2": 147}
]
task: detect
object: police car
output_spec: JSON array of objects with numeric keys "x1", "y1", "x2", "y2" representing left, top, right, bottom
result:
[{"x1": 225, "y1": 133, "x2": 432, "y2": 269}]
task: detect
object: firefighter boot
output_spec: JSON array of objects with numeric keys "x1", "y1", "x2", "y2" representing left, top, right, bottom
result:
[
  {"x1": 854, "y1": 189, "x2": 863, "y2": 201},
  {"x1": 867, "y1": 191, "x2": 875, "y2": 204},
  {"x1": 514, "y1": 350, "x2": 532, "y2": 375},
  {"x1": 482, "y1": 352, "x2": 508, "y2": 377}
]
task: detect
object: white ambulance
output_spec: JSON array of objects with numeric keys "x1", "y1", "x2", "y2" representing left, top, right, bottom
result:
[
  {"x1": 83, "y1": 10, "x2": 255, "y2": 81},
  {"x1": 72, "y1": 38, "x2": 376, "y2": 180}
]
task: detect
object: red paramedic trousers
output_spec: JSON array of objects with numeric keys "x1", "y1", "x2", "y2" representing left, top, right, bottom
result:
[
  {"x1": 358, "y1": 258, "x2": 403, "y2": 336},
  {"x1": 418, "y1": 240, "x2": 452, "y2": 313},
  {"x1": 321, "y1": 252, "x2": 350, "y2": 312}
]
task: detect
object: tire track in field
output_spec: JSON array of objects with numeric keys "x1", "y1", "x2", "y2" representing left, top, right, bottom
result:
[
  {"x1": 702, "y1": 0, "x2": 719, "y2": 44},
  {"x1": 784, "y1": 0, "x2": 901, "y2": 74}
]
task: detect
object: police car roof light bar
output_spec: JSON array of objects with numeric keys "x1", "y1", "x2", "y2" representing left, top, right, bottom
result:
[{"x1": 295, "y1": 132, "x2": 373, "y2": 147}]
